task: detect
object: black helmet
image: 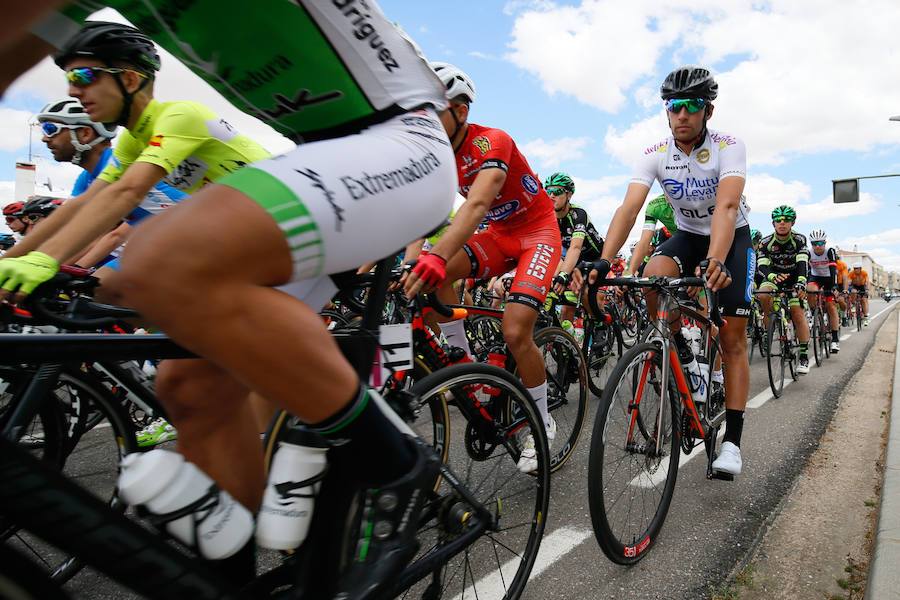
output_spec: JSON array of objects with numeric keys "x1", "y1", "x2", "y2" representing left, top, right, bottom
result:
[
  {"x1": 54, "y1": 21, "x2": 160, "y2": 74},
  {"x1": 660, "y1": 65, "x2": 718, "y2": 101},
  {"x1": 21, "y1": 196, "x2": 63, "y2": 218},
  {"x1": 0, "y1": 234, "x2": 15, "y2": 250}
]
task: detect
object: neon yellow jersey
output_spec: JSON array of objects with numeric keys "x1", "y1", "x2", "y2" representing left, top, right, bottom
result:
[{"x1": 99, "y1": 99, "x2": 270, "y2": 193}]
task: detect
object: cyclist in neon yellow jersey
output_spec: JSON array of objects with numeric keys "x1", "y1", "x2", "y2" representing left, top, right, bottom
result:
[{"x1": 0, "y1": 7, "x2": 457, "y2": 596}]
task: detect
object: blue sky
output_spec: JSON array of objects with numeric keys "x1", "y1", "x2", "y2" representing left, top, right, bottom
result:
[{"x1": 3, "y1": 0, "x2": 900, "y2": 268}]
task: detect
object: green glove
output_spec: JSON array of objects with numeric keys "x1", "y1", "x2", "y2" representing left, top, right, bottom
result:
[
  {"x1": 0, "y1": 251, "x2": 60, "y2": 294},
  {"x1": 767, "y1": 272, "x2": 778, "y2": 282}
]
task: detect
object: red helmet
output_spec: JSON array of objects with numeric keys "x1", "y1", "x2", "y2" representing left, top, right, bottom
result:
[{"x1": 3, "y1": 201, "x2": 24, "y2": 217}]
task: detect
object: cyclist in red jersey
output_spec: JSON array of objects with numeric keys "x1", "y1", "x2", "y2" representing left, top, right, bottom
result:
[{"x1": 405, "y1": 63, "x2": 562, "y2": 472}]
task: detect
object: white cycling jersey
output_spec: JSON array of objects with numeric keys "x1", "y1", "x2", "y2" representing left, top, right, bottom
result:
[
  {"x1": 809, "y1": 246, "x2": 838, "y2": 278},
  {"x1": 632, "y1": 129, "x2": 750, "y2": 236}
]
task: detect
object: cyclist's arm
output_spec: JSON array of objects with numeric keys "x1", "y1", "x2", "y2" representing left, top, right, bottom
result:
[
  {"x1": 0, "y1": 29, "x2": 55, "y2": 95},
  {"x1": 72, "y1": 222, "x2": 132, "y2": 268},
  {"x1": 2, "y1": 183, "x2": 107, "y2": 259},
  {"x1": 38, "y1": 162, "x2": 167, "y2": 264},
  {"x1": 559, "y1": 235, "x2": 584, "y2": 277},
  {"x1": 627, "y1": 228, "x2": 654, "y2": 275},
  {"x1": 827, "y1": 248, "x2": 837, "y2": 285},
  {"x1": 402, "y1": 238, "x2": 425, "y2": 264},
  {"x1": 428, "y1": 168, "x2": 504, "y2": 261},
  {"x1": 706, "y1": 177, "x2": 744, "y2": 264},
  {"x1": 794, "y1": 246, "x2": 810, "y2": 283},
  {"x1": 600, "y1": 183, "x2": 650, "y2": 262}
]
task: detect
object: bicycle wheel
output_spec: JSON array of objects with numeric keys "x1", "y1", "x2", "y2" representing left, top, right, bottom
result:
[
  {"x1": 528, "y1": 326, "x2": 588, "y2": 472},
  {"x1": 588, "y1": 342, "x2": 681, "y2": 564},
  {"x1": 766, "y1": 317, "x2": 786, "y2": 398},
  {"x1": 2, "y1": 369, "x2": 138, "y2": 584},
  {"x1": 857, "y1": 301, "x2": 864, "y2": 331},
  {"x1": 810, "y1": 308, "x2": 823, "y2": 367},
  {"x1": 817, "y1": 308, "x2": 831, "y2": 361},
  {"x1": 619, "y1": 301, "x2": 640, "y2": 348},
  {"x1": 465, "y1": 314, "x2": 504, "y2": 361},
  {"x1": 394, "y1": 363, "x2": 550, "y2": 600},
  {"x1": 0, "y1": 367, "x2": 66, "y2": 466},
  {"x1": 586, "y1": 320, "x2": 624, "y2": 398}
]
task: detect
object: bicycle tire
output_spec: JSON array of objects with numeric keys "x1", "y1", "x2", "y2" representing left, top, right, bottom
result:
[
  {"x1": 527, "y1": 326, "x2": 588, "y2": 472},
  {"x1": 586, "y1": 320, "x2": 624, "y2": 398},
  {"x1": 857, "y1": 299, "x2": 864, "y2": 332},
  {"x1": 0, "y1": 544, "x2": 71, "y2": 600},
  {"x1": 811, "y1": 308, "x2": 823, "y2": 367},
  {"x1": 817, "y1": 307, "x2": 831, "y2": 361},
  {"x1": 588, "y1": 342, "x2": 681, "y2": 565},
  {"x1": 393, "y1": 362, "x2": 550, "y2": 600},
  {"x1": 766, "y1": 316, "x2": 785, "y2": 398}
]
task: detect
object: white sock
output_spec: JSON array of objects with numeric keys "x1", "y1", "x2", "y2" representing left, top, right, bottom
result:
[
  {"x1": 440, "y1": 318, "x2": 471, "y2": 358},
  {"x1": 527, "y1": 382, "x2": 550, "y2": 428},
  {"x1": 712, "y1": 369, "x2": 724, "y2": 384}
]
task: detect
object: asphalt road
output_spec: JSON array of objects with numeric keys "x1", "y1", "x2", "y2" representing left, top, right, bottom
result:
[{"x1": 6, "y1": 298, "x2": 896, "y2": 599}]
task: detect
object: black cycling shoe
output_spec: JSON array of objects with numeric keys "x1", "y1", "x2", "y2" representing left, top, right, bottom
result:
[{"x1": 334, "y1": 437, "x2": 440, "y2": 600}]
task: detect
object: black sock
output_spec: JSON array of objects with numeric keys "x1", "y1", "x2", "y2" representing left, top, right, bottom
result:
[
  {"x1": 723, "y1": 409, "x2": 744, "y2": 447},
  {"x1": 832, "y1": 330, "x2": 839, "y2": 342},
  {"x1": 310, "y1": 383, "x2": 415, "y2": 484},
  {"x1": 799, "y1": 342, "x2": 808, "y2": 357}
]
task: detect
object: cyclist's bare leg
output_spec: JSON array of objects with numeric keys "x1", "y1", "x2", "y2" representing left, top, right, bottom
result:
[
  {"x1": 503, "y1": 303, "x2": 543, "y2": 387},
  {"x1": 719, "y1": 317, "x2": 749, "y2": 411},
  {"x1": 560, "y1": 304, "x2": 575, "y2": 324},
  {"x1": 863, "y1": 292, "x2": 869, "y2": 316},
  {"x1": 642, "y1": 254, "x2": 681, "y2": 331},
  {"x1": 155, "y1": 359, "x2": 264, "y2": 509},
  {"x1": 790, "y1": 304, "x2": 810, "y2": 343}
]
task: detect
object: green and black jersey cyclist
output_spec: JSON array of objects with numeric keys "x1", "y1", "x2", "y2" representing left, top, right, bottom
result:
[
  {"x1": 582, "y1": 66, "x2": 752, "y2": 477},
  {"x1": 0, "y1": 4, "x2": 457, "y2": 596},
  {"x1": 756, "y1": 205, "x2": 812, "y2": 374},
  {"x1": 627, "y1": 193, "x2": 677, "y2": 276},
  {"x1": 547, "y1": 171, "x2": 605, "y2": 329}
]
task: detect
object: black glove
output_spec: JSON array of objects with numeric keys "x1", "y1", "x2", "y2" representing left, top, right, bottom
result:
[
  {"x1": 553, "y1": 272, "x2": 570, "y2": 288},
  {"x1": 591, "y1": 258, "x2": 612, "y2": 282},
  {"x1": 698, "y1": 258, "x2": 731, "y2": 282}
]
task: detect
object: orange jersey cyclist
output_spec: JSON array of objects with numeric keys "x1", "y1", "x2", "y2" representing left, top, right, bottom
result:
[
  {"x1": 404, "y1": 62, "x2": 562, "y2": 473},
  {"x1": 585, "y1": 66, "x2": 752, "y2": 477}
]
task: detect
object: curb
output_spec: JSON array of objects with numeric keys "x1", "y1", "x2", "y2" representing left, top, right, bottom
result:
[{"x1": 867, "y1": 309, "x2": 900, "y2": 600}]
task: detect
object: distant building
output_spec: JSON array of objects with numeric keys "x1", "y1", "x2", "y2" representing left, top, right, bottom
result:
[{"x1": 836, "y1": 248, "x2": 886, "y2": 289}]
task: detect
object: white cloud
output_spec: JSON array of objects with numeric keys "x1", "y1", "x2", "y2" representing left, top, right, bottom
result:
[
  {"x1": 512, "y1": 0, "x2": 900, "y2": 166},
  {"x1": 521, "y1": 136, "x2": 591, "y2": 170},
  {"x1": 468, "y1": 51, "x2": 499, "y2": 61},
  {"x1": 0, "y1": 108, "x2": 37, "y2": 152},
  {"x1": 743, "y1": 172, "x2": 881, "y2": 223}
]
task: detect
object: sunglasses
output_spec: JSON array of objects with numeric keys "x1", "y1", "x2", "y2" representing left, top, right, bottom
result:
[
  {"x1": 546, "y1": 187, "x2": 568, "y2": 197},
  {"x1": 811, "y1": 241, "x2": 826, "y2": 246},
  {"x1": 772, "y1": 217, "x2": 795, "y2": 224},
  {"x1": 65, "y1": 66, "x2": 144, "y2": 87},
  {"x1": 40, "y1": 121, "x2": 80, "y2": 137},
  {"x1": 664, "y1": 98, "x2": 708, "y2": 114}
]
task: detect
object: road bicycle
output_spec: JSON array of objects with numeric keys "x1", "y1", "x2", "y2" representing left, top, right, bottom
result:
[
  {"x1": 585, "y1": 275, "x2": 731, "y2": 565},
  {"x1": 755, "y1": 289, "x2": 800, "y2": 398}
]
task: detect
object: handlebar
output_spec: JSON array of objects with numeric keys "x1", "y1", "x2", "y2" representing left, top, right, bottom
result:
[
  {"x1": 15, "y1": 272, "x2": 139, "y2": 330},
  {"x1": 586, "y1": 274, "x2": 723, "y2": 327}
]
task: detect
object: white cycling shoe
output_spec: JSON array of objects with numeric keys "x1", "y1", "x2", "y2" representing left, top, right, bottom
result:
[
  {"x1": 831, "y1": 340, "x2": 840, "y2": 353},
  {"x1": 797, "y1": 356, "x2": 810, "y2": 374},
  {"x1": 516, "y1": 416, "x2": 556, "y2": 473},
  {"x1": 712, "y1": 441, "x2": 742, "y2": 476}
]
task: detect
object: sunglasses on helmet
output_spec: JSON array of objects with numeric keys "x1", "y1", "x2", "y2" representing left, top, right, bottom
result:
[
  {"x1": 664, "y1": 98, "x2": 707, "y2": 114},
  {"x1": 65, "y1": 66, "x2": 145, "y2": 87},
  {"x1": 40, "y1": 121, "x2": 81, "y2": 137}
]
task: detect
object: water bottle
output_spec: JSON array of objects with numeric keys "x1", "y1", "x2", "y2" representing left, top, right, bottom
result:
[
  {"x1": 118, "y1": 450, "x2": 254, "y2": 560},
  {"x1": 684, "y1": 325, "x2": 702, "y2": 356},
  {"x1": 677, "y1": 342, "x2": 707, "y2": 406},
  {"x1": 561, "y1": 320, "x2": 576, "y2": 337},
  {"x1": 256, "y1": 428, "x2": 329, "y2": 550}
]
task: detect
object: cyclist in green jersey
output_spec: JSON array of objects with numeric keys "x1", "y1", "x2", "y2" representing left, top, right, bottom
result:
[
  {"x1": 627, "y1": 193, "x2": 676, "y2": 276},
  {"x1": 0, "y1": 8, "x2": 456, "y2": 596}
]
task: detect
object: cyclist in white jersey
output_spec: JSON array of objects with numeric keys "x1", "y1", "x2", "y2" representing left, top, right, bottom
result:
[
  {"x1": 585, "y1": 66, "x2": 752, "y2": 477},
  {"x1": 807, "y1": 229, "x2": 841, "y2": 353}
]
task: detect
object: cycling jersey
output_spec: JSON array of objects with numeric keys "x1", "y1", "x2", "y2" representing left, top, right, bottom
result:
[
  {"x1": 836, "y1": 259, "x2": 849, "y2": 286},
  {"x1": 632, "y1": 130, "x2": 750, "y2": 235},
  {"x1": 98, "y1": 100, "x2": 270, "y2": 194},
  {"x1": 73, "y1": 147, "x2": 186, "y2": 225},
  {"x1": 757, "y1": 232, "x2": 810, "y2": 281},
  {"x1": 38, "y1": 0, "x2": 448, "y2": 143},
  {"x1": 642, "y1": 194, "x2": 677, "y2": 233},
  {"x1": 457, "y1": 124, "x2": 554, "y2": 229},
  {"x1": 808, "y1": 246, "x2": 837, "y2": 281},
  {"x1": 849, "y1": 269, "x2": 869, "y2": 287},
  {"x1": 558, "y1": 205, "x2": 603, "y2": 261}
]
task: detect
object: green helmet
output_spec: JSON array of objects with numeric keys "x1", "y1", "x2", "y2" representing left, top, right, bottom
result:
[
  {"x1": 771, "y1": 205, "x2": 796, "y2": 222},
  {"x1": 750, "y1": 228, "x2": 762, "y2": 243},
  {"x1": 544, "y1": 172, "x2": 575, "y2": 194}
]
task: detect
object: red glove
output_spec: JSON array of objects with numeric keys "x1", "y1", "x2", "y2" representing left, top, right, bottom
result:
[{"x1": 412, "y1": 253, "x2": 447, "y2": 288}]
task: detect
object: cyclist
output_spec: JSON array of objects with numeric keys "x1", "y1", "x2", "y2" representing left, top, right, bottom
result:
[
  {"x1": 636, "y1": 226, "x2": 672, "y2": 277},
  {"x1": 3, "y1": 202, "x2": 26, "y2": 236},
  {"x1": 628, "y1": 193, "x2": 677, "y2": 276},
  {"x1": 16, "y1": 196, "x2": 64, "y2": 235},
  {"x1": 806, "y1": 229, "x2": 841, "y2": 353},
  {"x1": 0, "y1": 234, "x2": 14, "y2": 251},
  {"x1": 403, "y1": 62, "x2": 562, "y2": 473},
  {"x1": 2, "y1": 9, "x2": 456, "y2": 595},
  {"x1": 848, "y1": 262, "x2": 870, "y2": 326},
  {"x1": 584, "y1": 65, "x2": 752, "y2": 477},
  {"x1": 835, "y1": 252, "x2": 851, "y2": 325},
  {"x1": 548, "y1": 171, "x2": 604, "y2": 328},
  {"x1": 35, "y1": 97, "x2": 186, "y2": 272},
  {"x1": 756, "y1": 206, "x2": 811, "y2": 374}
]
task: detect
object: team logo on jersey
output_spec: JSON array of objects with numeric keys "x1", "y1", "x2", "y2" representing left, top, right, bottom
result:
[
  {"x1": 696, "y1": 149, "x2": 710, "y2": 164},
  {"x1": 149, "y1": 135, "x2": 164, "y2": 147},
  {"x1": 472, "y1": 136, "x2": 491, "y2": 155},
  {"x1": 521, "y1": 174, "x2": 539, "y2": 195},
  {"x1": 485, "y1": 200, "x2": 520, "y2": 221}
]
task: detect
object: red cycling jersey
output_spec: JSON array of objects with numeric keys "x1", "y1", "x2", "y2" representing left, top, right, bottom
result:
[
  {"x1": 457, "y1": 123, "x2": 555, "y2": 229},
  {"x1": 456, "y1": 123, "x2": 561, "y2": 310}
]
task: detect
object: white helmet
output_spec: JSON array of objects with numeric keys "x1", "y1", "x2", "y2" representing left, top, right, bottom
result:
[
  {"x1": 36, "y1": 98, "x2": 116, "y2": 166},
  {"x1": 809, "y1": 229, "x2": 826, "y2": 242},
  {"x1": 430, "y1": 62, "x2": 476, "y2": 104},
  {"x1": 853, "y1": 261, "x2": 863, "y2": 269}
]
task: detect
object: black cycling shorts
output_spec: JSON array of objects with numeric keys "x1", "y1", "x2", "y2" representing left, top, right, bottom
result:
[
  {"x1": 850, "y1": 284, "x2": 868, "y2": 297},
  {"x1": 651, "y1": 225, "x2": 753, "y2": 318},
  {"x1": 810, "y1": 276, "x2": 835, "y2": 296}
]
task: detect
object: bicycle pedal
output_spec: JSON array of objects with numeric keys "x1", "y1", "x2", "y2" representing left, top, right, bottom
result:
[{"x1": 708, "y1": 470, "x2": 735, "y2": 482}]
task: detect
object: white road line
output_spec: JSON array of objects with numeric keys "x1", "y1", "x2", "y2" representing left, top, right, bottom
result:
[
  {"x1": 870, "y1": 303, "x2": 895, "y2": 321},
  {"x1": 840, "y1": 334, "x2": 851, "y2": 341},
  {"x1": 451, "y1": 526, "x2": 591, "y2": 600}
]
